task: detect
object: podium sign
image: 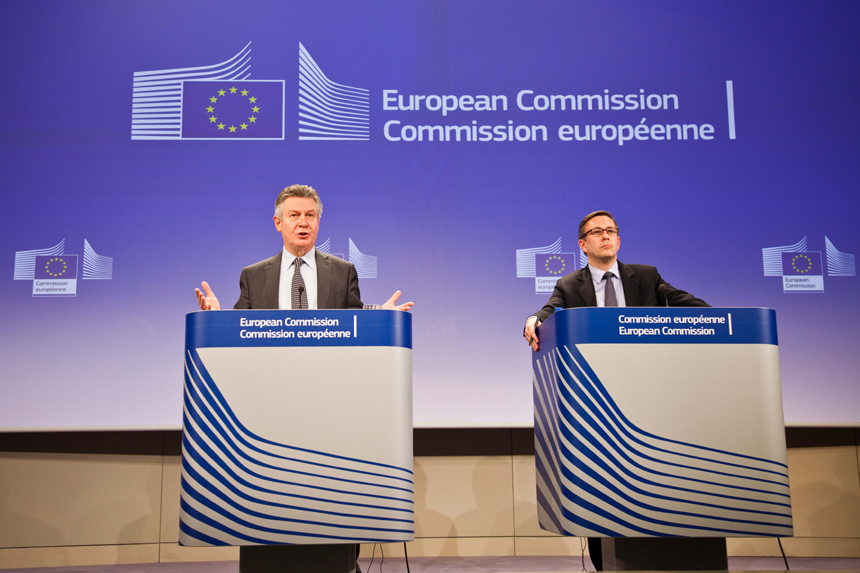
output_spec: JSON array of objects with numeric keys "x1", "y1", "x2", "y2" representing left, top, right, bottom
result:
[
  {"x1": 179, "y1": 310, "x2": 414, "y2": 547},
  {"x1": 533, "y1": 307, "x2": 793, "y2": 538}
]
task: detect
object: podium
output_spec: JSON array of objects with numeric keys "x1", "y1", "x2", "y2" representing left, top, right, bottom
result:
[
  {"x1": 179, "y1": 310, "x2": 414, "y2": 572},
  {"x1": 532, "y1": 307, "x2": 793, "y2": 570}
]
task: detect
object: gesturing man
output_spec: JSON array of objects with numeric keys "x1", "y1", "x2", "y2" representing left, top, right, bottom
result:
[
  {"x1": 194, "y1": 184, "x2": 409, "y2": 573},
  {"x1": 196, "y1": 184, "x2": 413, "y2": 312}
]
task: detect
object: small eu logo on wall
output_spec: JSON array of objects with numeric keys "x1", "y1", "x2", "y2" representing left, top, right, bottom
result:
[
  {"x1": 780, "y1": 252, "x2": 823, "y2": 293},
  {"x1": 33, "y1": 255, "x2": 78, "y2": 297}
]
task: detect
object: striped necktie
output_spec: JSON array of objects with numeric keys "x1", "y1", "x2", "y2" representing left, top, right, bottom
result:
[
  {"x1": 291, "y1": 258, "x2": 308, "y2": 309},
  {"x1": 603, "y1": 271, "x2": 618, "y2": 307}
]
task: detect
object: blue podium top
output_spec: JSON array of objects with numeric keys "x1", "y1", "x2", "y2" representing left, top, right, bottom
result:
[
  {"x1": 539, "y1": 307, "x2": 777, "y2": 346},
  {"x1": 186, "y1": 309, "x2": 412, "y2": 349}
]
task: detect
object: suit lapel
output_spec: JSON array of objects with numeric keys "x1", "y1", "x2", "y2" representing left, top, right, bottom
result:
[
  {"x1": 264, "y1": 253, "x2": 281, "y2": 310},
  {"x1": 315, "y1": 250, "x2": 331, "y2": 309},
  {"x1": 576, "y1": 266, "x2": 598, "y2": 307},
  {"x1": 619, "y1": 262, "x2": 640, "y2": 307}
]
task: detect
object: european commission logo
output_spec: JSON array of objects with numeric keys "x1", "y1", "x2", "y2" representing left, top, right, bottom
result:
[
  {"x1": 131, "y1": 42, "x2": 368, "y2": 141},
  {"x1": 33, "y1": 255, "x2": 78, "y2": 296},
  {"x1": 516, "y1": 238, "x2": 582, "y2": 293},
  {"x1": 762, "y1": 236, "x2": 855, "y2": 293},
  {"x1": 13, "y1": 239, "x2": 112, "y2": 297}
]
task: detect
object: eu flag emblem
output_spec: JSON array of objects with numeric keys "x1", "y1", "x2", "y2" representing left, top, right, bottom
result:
[
  {"x1": 34, "y1": 255, "x2": 78, "y2": 280},
  {"x1": 536, "y1": 254, "x2": 575, "y2": 277},
  {"x1": 781, "y1": 252, "x2": 822, "y2": 276},
  {"x1": 534, "y1": 253, "x2": 577, "y2": 294},
  {"x1": 33, "y1": 255, "x2": 78, "y2": 296},
  {"x1": 781, "y1": 251, "x2": 824, "y2": 292},
  {"x1": 181, "y1": 80, "x2": 285, "y2": 139}
]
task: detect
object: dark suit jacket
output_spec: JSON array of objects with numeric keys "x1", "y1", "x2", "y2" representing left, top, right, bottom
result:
[
  {"x1": 533, "y1": 261, "x2": 709, "y2": 322},
  {"x1": 233, "y1": 250, "x2": 363, "y2": 310}
]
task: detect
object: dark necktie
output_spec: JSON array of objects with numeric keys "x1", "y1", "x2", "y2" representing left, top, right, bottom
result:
[
  {"x1": 603, "y1": 271, "x2": 618, "y2": 307},
  {"x1": 291, "y1": 258, "x2": 308, "y2": 309}
]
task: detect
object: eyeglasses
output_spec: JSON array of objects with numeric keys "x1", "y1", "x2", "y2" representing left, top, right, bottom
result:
[{"x1": 582, "y1": 227, "x2": 618, "y2": 239}]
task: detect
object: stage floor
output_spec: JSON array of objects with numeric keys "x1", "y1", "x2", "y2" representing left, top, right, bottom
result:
[{"x1": 3, "y1": 556, "x2": 859, "y2": 573}]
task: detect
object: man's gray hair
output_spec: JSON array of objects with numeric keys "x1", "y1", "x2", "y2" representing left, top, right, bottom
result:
[{"x1": 274, "y1": 184, "x2": 323, "y2": 219}]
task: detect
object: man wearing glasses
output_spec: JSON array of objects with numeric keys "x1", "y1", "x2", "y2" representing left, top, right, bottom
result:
[
  {"x1": 524, "y1": 210, "x2": 708, "y2": 351},
  {"x1": 523, "y1": 210, "x2": 708, "y2": 570}
]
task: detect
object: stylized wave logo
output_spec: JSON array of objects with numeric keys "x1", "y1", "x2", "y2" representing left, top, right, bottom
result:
[
  {"x1": 825, "y1": 236, "x2": 856, "y2": 277},
  {"x1": 82, "y1": 239, "x2": 113, "y2": 280},
  {"x1": 533, "y1": 344, "x2": 792, "y2": 537},
  {"x1": 762, "y1": 236, "x2": 806, "y2": 276},
  {"x1": 317, "y1": 239, "x2": 346, "y2": 262},
  {"x1": 516, "y1": 238, "x2": 562, "y2": 278},
  {"x1": 131, "y1": 43, "x2": 252, "y2": 140},
  {"x1": 13, "y1": 239, "x2": 64, "y2": 280},
  {"x1": 349, "y1": 239, "x2": 377, "y2": 279},
  {"x1": 180, "y1": 349, "x2": 413, "y2": 546},
  {"x1": 299, "y1": 43, "x2": 370, "y2": 141}
]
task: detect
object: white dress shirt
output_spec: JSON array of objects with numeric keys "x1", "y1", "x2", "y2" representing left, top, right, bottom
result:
[
  {"x1": 278, "y1": 247, "x2": 318, "y2": 310},
  {"x1": 588, "y1": 261, "x2": 627, "y2": 307}
]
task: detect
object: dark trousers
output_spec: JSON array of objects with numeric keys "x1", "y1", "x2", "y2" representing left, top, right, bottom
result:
[{"x1": 588, "y1": 537, "x2": 603, "y2": 571}]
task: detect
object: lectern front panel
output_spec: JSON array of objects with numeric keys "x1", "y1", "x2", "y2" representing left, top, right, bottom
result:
[
  {"x1": 533, "y1": 307, "x2": 792, "y2": 538},
  {"x1": 180, "y1": 310, "x2": 414, "y2": 546}
]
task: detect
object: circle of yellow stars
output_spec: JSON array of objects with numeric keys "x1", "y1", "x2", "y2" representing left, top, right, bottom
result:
[
  {"x1": 206, "y1": 86, "x2": 261, "y2": 134},
  {"x1": 544, "y1": 255, "x2": 566, "y2": 275},
  {"x1": 791, "y1": 254, "x2": 812, "y2": 274},
  {"x1": 45, "y1": 257, "x2": 68, "y2": 277}
]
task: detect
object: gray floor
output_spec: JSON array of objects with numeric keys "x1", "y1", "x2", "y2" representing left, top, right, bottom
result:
[{"x1": 4, "y1": 556, "x2": 860, "y2": 573}]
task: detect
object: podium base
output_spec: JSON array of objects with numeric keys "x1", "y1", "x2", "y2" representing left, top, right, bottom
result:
[
  {"x1": 601, "y1": 537, "x2": 728, "y2": 571},
  {"x1": 239, "y1": 544, "x2": 357, "y2": 573}
]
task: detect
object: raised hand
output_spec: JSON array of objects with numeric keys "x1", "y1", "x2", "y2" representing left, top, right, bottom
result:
[
  {"x1": 195, "y1": 281, "x2": 221, "y2": 311},
  {"x1": 381, "y1": 290, "x2": 414, "y2": 312}
]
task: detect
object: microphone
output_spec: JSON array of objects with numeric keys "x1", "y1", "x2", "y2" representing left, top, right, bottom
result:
[
  {"x1": 298, "y1": 286, "x2": 306, "y2": 309},
  {"x1": 658, "y1": 284, "x2": 670, "y2": 307}
]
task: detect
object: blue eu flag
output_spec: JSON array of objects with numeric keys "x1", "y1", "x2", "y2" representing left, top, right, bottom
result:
[
  {"x1": 536, "y1": 253, "x2": 576, "y2": 277},
  {"x1": 181, "y1": 80, "x2": 284, "y2": 139},
  {"x1": 781, "y1": 252, "x2": 822, "y2": 276},
  {"x1": 34, "y1": 255, "x2": 78, "y2": 279}
]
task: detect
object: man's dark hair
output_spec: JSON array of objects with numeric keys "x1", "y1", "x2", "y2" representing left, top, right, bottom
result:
[{"x1": 578, "y1": 210, "x2": 618, "y2": 239}]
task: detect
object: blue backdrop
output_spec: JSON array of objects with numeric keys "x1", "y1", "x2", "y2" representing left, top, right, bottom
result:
[{"x1": 1, "y1": 0, "x2": 858, "y2": 429}]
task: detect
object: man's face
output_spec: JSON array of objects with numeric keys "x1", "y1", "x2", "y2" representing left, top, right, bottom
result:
[
  {"x1": 274, "y1": 196, "x2": 320, "y2": 257},
  {"x1": 578, "y1": 215, "x2": 620, "y2": 267}
]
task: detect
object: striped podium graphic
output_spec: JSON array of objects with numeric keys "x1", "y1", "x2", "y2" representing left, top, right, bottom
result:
[
  {"x1": 532, "y1": 307, "x2": 793, "y2": 538},
  {"x1": 180, "y1": 309, "x2": 414, "y2": 546}
]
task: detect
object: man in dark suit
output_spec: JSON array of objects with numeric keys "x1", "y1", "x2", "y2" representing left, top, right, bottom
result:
[
  {"x1": 196, "y1": 184, "x2": 412, "y2": 312},
  {"x1": 195, "y1": 184, "x2": 411, "y2": 572},
  {"x1": 524, "y1": 210, "x2": 708, "y2": 569},
  {"x1": 229, "y1": 247, "x2": 362, "y2": 310}
]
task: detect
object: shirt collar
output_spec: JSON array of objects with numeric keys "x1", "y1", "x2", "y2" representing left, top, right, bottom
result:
[
  {"x1": 281, "y1": 247, "x2": 316, "y2": 269},
  {"x1": 588, "y1": 260, "x2": 620, "y2": 283}
]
